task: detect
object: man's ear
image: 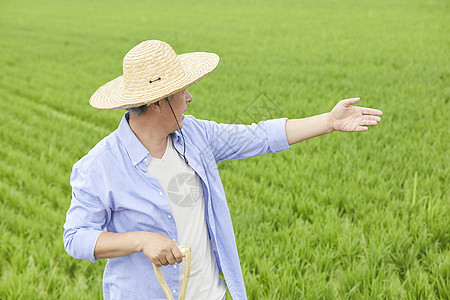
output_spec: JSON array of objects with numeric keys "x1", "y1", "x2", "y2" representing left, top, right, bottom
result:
[{"x1": 149, "y1": 101, "x2": 162, "y2": 113}]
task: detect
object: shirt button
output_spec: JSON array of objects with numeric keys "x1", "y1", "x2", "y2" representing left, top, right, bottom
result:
[
  {"x1": 144, "y1": 158, "x2": 148, "y2": 162},
  {"x1": 168, "y1": 215, "x2": 172, "y2": 219},
  {"x1": 159, "y1": 192, "x2": 163, "y2": 196},
  {"x1": 172, "y1": 289, "x2": 177, "y2": 294},
  {"x1": 172, "y1": 238, "x2": 176, "y2": 242},
  {"x1": 173, "y1": 265, "x2": 177, "y2": 269}
]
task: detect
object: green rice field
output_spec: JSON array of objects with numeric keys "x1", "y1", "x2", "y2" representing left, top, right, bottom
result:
[{"x1": 0, "y1": 0, "x2": 449, "y2": 299}]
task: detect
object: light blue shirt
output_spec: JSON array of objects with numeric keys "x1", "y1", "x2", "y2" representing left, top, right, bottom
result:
[{"x1": 63, "y1": 113, "x2": 290, "y2": 300}]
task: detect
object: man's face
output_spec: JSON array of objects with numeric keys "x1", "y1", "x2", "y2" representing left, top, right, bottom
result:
[{"x1": 163, "y1": 89, "x2": 193, "y2": 131}]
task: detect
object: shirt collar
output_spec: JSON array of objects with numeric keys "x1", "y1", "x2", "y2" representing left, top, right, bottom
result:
[
  {"x1": 117, "y1": 113, "x2": 150, "y2": 166},
  {"x1": 172, "y1": 129, "x2": 183, "y2": 144}
]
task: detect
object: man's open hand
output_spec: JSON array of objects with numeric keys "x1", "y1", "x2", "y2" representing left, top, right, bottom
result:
[{"x1": 330, "y1": 98, "x2": 383, "y2": 132}]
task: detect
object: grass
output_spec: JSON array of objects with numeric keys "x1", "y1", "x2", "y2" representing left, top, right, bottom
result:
[{"x1": 0, "y1": 0, "x2": 449, "y2": 299}]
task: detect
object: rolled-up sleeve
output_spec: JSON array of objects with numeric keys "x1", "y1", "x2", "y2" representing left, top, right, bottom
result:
[
  {"x1": 200, "y1": 117, "x2": 290, "y2": 163},
  {"x1": 63, "y1": 165, "x2": 109, "y2": 263},
  {"x1": 264, "y1": 118, "x2": 291, "y2": 153}
]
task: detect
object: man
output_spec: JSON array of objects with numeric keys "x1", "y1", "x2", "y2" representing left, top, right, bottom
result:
[{"x1": 63, "y1": 40, "x2": 382, "y2": 300}]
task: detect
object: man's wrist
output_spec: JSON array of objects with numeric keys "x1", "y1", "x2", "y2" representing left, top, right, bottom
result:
[
  {"x1": 325, "y1": 112, "x2": 335, "y2": 134},
  {"x1": 129, "y1": 231, "x2": 146, "y2": 253}
]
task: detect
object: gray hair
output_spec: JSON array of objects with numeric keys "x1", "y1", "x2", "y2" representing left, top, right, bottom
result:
[
  {"x1": 125, "y1": 95, "x2": 173, "y2": 115},
  {"x1": 125, "y1": 105, "x2": 148, "y2": 115}
]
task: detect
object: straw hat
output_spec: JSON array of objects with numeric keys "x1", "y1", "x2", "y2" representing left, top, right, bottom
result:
[{"x1": 89, "y1": 40, "x2": 220, "y2": 109}]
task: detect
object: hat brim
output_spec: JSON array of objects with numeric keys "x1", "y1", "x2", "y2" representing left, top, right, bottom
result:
[{"x1": 89, "y1": 52, "x2": 219, "y2": 110}]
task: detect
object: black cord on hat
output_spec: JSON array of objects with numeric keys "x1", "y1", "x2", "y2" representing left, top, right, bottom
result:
[{"x1": 165, "y1": 97, "x2": 189, "y2": 164}]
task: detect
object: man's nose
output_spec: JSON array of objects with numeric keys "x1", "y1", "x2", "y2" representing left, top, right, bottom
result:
[{"x1": 185, "y1": 90, "x2": 193, "y2": 103}]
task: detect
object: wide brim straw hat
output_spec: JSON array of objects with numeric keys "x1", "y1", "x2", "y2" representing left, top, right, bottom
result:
[{"x1": 89, "y1": 40, "x2": 219, "y2": 109}]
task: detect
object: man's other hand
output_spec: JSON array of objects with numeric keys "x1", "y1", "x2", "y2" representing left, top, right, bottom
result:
[{"x1": 139, "y1": 232, "x2": 183, "y2": 267}]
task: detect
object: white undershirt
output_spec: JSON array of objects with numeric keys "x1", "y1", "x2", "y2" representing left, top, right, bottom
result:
[{"x1": 147, "y1": 136, "x2": 226, "y2": 300}]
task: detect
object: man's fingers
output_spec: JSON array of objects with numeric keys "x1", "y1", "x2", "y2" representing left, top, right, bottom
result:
[
  {"x1": 159, "y1": 256, "x2": 169, "y2": 266},
  {"x1": 340, "y1": 99, "x2": 383, "y2": 116},
  {"x1": 152, "y1": 259, "x2": 163, "y2": 268},
  {"x1": 360, "y1": 107, "x2": 383, "y2": 116},
  {"x1": 356, "y1": 126, "x2": 368, "y2": 131},
  {"x1": 172, "y1": 246, "x2": 183, "y2": 264},
  {"x1": 341, "y1": 98, "x2": 360, "y2": 106},
  {"x1": 366, "y1": 115, "x2": 381, "y2": 122},
  {"x1": 166, "y1": 253, "x2": 176, "y2": 265},
  {"x1": 360, "y1": 119, "x2": 378, "y2": 126}
]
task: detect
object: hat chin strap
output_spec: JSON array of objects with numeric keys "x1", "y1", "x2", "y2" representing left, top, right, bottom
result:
[{"x1": 165, "y1": 98, "x2": 189, "y2": 164}]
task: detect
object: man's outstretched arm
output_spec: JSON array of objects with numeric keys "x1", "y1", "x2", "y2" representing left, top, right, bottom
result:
[{"x1": 286, "y1": 98, "x2": 383, "y2": 145}]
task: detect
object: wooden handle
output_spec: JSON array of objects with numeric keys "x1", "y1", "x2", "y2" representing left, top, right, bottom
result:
[{"x1": 152, "y1": 245, "x2": 191, "y2": 300}]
